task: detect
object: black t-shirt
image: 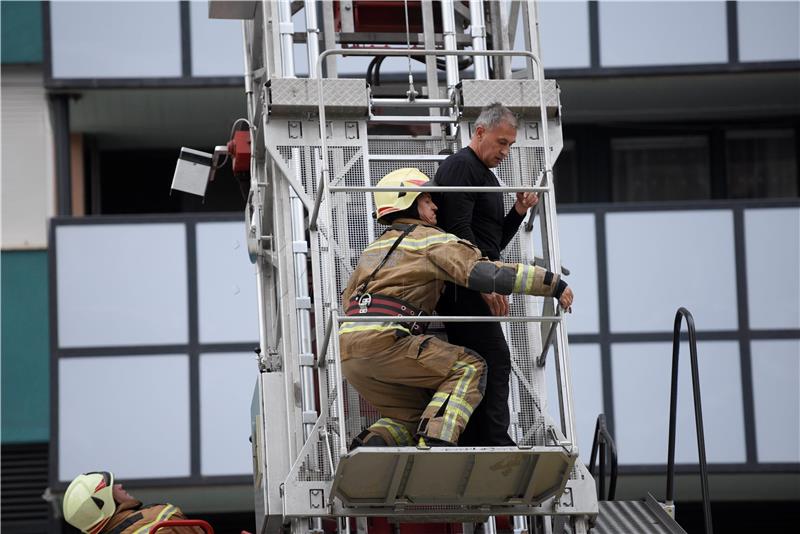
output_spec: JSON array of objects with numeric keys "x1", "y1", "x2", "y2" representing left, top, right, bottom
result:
[{"x1": 433, "y1": 147, "x2": 524, "y2": 260}]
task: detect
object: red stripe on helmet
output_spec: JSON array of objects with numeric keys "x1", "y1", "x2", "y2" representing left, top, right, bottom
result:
[
  {"x1": 94, "y1": 480, "x2": 107, "y2": 492},
  {"x1": 377, "y1": 206, "x2": 398, "y2": 216}
]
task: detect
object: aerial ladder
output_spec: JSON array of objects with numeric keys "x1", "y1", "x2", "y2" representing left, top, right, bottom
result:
[{"x1": 191, "y1": 2, "x2": 694, "y2": 534}]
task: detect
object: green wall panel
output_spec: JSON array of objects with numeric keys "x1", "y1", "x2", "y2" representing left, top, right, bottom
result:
[
  {"x1": 1, "y1": 250, "x2": 49, "y2": 443},
  {"x1": 1, "y1": 1, "x2": 43, "y2": 64}
]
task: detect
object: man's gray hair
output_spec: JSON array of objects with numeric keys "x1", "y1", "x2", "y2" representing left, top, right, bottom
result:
[{"x1": 475, "y1": 103, "x2": 518, "y2": 130}]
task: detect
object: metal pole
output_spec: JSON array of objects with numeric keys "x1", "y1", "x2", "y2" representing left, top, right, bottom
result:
[
  {"x1": 329, "y1": 185, "x2": 550, "y2": 193},
  {"x1": 469, "y1": 0, "x2": 489, "y2": 79},
  {"x1": 667, "y1": 308, "x2": 714, "y2": 534},
  {"x1": 277, "y1": 0, "x2": 295, "y2": 77},
  {"x1": 338, "y1": 315, "x2": 562, "y2": 324},
  {"x1": 371, "y1": 97, "x2": 452, "y2": 107},
  {"x1": 304, "y1": 0, "x2": 320, "y2": 77},
  {"x1": 440, "y1": 0, "x2": 461, "y2": 94},
  {"x1": 290, "y1": 150, "x2": 316, "y2": 441}
]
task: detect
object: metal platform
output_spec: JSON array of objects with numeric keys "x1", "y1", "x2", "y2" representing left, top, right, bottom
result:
[
  {"x1": 560, "y1": 495, "x2": 687, "y2": 534},
  {"x1": 332, "y1": 447, "x2": 576, "y2": 509}
]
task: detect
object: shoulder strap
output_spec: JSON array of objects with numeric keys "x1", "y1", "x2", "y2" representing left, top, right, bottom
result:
[
  {"x1": 104, "y1": 512, "x2": 144, "y2": 534},
  {"x1": 355, "y1": 223, "x2": 417, "y2": 298}
]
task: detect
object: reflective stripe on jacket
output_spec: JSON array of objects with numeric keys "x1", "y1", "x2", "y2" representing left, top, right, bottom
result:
[
  {"x1": 340, "y1": 218, "x2": 564, "y2": 334},
  {"x1": 102, "y1": 501, "x2": 202, "y2": 534}
]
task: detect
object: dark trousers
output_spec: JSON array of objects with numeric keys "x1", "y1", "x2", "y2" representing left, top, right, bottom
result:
[{"x1": 437, "y1": 283, "x2": 516, "y2": 446}]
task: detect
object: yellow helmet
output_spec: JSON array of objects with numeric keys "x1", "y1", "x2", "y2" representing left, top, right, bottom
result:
[
  {"x1": 63, "y1": 471, "x2": 116, "y2": 533},
  {"x1": 373, "y1": 168, "x2": 431, "y2": 224}
]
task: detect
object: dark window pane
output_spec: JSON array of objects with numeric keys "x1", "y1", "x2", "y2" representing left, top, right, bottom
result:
[
  {"x1": 726, "y1": 130, "x2": 798, "y2": 199},
  {"x1": 554, "y1": 140, "x2": 578, "y2": 204},
  {"x1": 611, "y1": 136, "x2": 711, "y2": 202}
]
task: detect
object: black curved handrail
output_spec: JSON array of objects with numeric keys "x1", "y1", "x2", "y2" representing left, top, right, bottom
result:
[
  {"x1": 666, "y1": 307, "x2": 713, "y2": 534},
  {"x1": 588, "y1": 413, "x2": 618, "y2": 501}
]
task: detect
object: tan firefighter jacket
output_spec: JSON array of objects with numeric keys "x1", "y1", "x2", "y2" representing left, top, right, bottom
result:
[{"x1": 340, "y1": 218, "x2": 566, "y2": 336}]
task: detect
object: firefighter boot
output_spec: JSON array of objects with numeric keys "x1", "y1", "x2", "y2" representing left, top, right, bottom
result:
[{"x1": 349, "y1": 429, "x2": 389, "y2": 451}]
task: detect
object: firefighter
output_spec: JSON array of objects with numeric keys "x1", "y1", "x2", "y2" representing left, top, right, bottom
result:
[
  {"x1": 341, "y1": 168, "x2": 573, "y2": 449},
  {"x1": 62, "y1": 471, "x2": 203, "y2": 533}
]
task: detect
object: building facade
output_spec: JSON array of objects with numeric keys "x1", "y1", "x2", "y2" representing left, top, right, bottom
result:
[{"x1": 1, "y1": 2, "x2": 798, "y2": 533}]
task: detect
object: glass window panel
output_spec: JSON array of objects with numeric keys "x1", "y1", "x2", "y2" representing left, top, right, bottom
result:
[
  {"x1": 555, "y1": 140, "x2": 579, "y2": 204},
  {"x1": 546, "y1": 344, "x2": 603, "y2": 457},
  {"x1": 612, "y1": 341, "x2": 746, "y2": 465},
  {"x1": 190, "y1": 1, "x2": 245, "y2": 77},
  {"x1": 50, "y1": 1, "x2": 181, "y2": 79},
  {"x1": 59, "y1": 355, "x2": 190, "y2": 481},
  {"x1": 200, "y1": 353, "x2": 257, "y2": 475},
  {"x1": 611, "y1": 137, "x2": 711, "y2": 202},
  {"x1": 726, "y1": 130, "x2": 798, "y2": 199},
  {"x1": 56, "y1": 224, "x2": 188, "y2": 348},
  {"x1": 738, "y1": 1, "x2": 800, "y2": 62},
  {"x1": 751, "y1": 340, "x2": 800, "y2": 463},
  {"x1": 196, "y1": 222, "x2": 259, "y2": 344},
  {"x1": 745, "y1": 208, "x2": 800, "y2": 330},
  {"x1": 599, "y1": 1, "x2": 728, "y2": 67},
  {"x1": 539, "y1": 0, "x2": 591, "y2": 69},
  {"x1": 560, "y1": 214, "x2": 600, "y2": 334},
  {"x1": 528, "y1": 213, "x2": 600, "y2": 335},
  {"x1": 606, "y1": 210, "x2": 738, "y2": 332}
]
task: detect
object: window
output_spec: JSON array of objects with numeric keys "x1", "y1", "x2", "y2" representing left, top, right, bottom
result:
[
  {"x1": 726, "y1": 130, "x2": 798, "y2": 199},
  {"x1": 737, "y1": 1, "x2": 800, "y2": 63},
  {"x1": 611, "y1": 136, "x2": 711, "y2": 202},
  {"x1": 598, "y1": 1, "x2": 728, "y2": 67},
  {"x1": 554, "y1": 140, "x2": 579, "y2": 203}
]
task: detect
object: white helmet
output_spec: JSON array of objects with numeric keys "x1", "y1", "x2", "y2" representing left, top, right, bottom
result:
[{"x1": 63, "y1": 471, "x2": 116, "y2": 533}]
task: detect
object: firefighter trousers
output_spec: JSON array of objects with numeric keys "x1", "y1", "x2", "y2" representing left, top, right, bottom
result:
[{"x1": 340, "y1": 327, "x2": 487, "y2": 445}]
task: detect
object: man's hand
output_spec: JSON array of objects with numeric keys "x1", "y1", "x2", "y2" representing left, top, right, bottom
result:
[
  {"x1": 481, "y1": 292, "x2": 509, "y2": 316},
  {"x1": 514, "y1": 191, "x2": 539, "y2": 215},
  {"x1": 558, "y1": 287, "x2": 574, "y2": 312}
]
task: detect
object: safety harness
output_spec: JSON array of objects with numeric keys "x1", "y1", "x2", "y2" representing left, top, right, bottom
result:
[{"x1": 346, "y1": 223, "x2": 429, "y2": 335}]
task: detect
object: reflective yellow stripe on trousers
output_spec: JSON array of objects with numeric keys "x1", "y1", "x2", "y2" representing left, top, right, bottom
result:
[{"x1": 370, "y1": 417, "x2": 414, "y2": 446}]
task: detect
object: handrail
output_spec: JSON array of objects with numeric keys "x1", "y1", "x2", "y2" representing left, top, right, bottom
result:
[
  {"x1": 337, "y1": 315, "x2": 562, "y2": 323},
  {"x1": 308, "y1": 47, "x2": 551, "y2": 231},
  {"x1": 587, "y1": 413, "x2": 617, "y2": 501},
  {"x1": 666, "y1": 307, "x2": 714, "y2": 534}
]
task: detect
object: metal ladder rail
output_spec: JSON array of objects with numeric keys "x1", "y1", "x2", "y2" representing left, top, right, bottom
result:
[{"x1": 666, "y1": 308, "x2": 714, "y2": 534}]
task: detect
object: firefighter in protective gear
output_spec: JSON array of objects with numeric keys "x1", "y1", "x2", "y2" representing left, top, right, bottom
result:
[
  {"x1": 341, "y1": 168, "x2": 574, "y2": 448},
  {"x1": 62, "y1": 471, "x2": 203, "y2": 534}
]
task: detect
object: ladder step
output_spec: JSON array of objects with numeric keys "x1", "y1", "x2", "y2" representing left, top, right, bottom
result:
[
  {"x1": 369, "y1": 115, "x2": 457, "y2": 124},
  {"x1": 368, "y1": 154, "x2": 450, "y2": 161}
]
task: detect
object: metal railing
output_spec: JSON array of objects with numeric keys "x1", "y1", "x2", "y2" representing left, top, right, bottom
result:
[
  {"x1": 666, "y1": 307, "x2": 714, "y2": 534},
  {"x1": 588, "y1": 413, "x2": 617, "y2": 501}
]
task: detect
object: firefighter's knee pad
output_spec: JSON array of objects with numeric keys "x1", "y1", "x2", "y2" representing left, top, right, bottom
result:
[
  {"x1": 349, "y1": 429, "x2": 388, "y2": 451},
  {"x1": 462, "y1": 348, "x2": 488, "y2": 395}
]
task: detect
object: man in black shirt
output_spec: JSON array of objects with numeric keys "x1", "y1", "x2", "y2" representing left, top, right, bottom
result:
[{"x1": 434, "y1": 103, "x2": 539, "y2": 446}]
